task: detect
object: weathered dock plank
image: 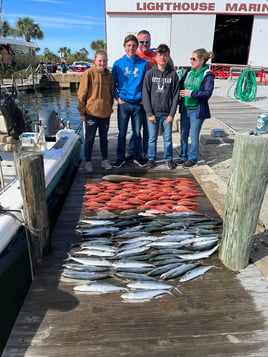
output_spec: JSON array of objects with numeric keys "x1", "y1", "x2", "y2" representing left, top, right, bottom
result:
[
  {"x1": 4, "y1": 161, "x2": 268, "y2": 356},
  {"x1": 4, "y1": 100, "x2": 268, "y2": 356}
]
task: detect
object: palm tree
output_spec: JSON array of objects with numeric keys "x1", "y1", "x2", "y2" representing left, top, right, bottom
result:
[
  {"x1": 90, "y1": 40, "x2": 106, "y2": 52},
  {"x1": 43, "y1": 48, "x2": 57, "y2": 61},
  {"x1": 15, "y1": 17, "x2": 43, "y2": 42},
  {"x1": 0, "y1": 20, "x2": 14, "y2": 37},
  {"x1": 58, "y1": 46, "x2": 71, "y2": 59}
]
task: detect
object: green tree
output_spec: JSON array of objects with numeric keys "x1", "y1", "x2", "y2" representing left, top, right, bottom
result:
[
  {"x1": 90, "y1": 40, "x2": 106, "y2": 52},
  {"x1": 43, "y1": 48, "x2": 58, "y2": 62},
  {"x1": 16, "y1": 17, "x2": 43, "y2": 42},
  {"x1": 58, "y1": 46, "x2": 71, "y2": 59},
  {"x1": 73, "y1": 48, "x2": 89, "y2": 62},
  {"x1": 0, "y1": 20, "x2": 14, "y2": 37}
]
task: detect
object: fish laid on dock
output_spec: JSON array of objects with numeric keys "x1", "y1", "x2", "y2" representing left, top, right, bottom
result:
[
  {"x1": 121, "y1": 289, "x2": 173, "y2": 302},
  {"x1": 65, "y1": 178, "x2": 222, "y2": 302},
  {"x1": 73, "y1": 282, "x2": 128, "y2": 294},
  {"x1": 102, "y1": 174, "x2": 143, "y2": 182}
]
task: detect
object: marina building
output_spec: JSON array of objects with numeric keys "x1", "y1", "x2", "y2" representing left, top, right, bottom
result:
[{"x1": 105, "y1": 0, "x2": 268, "y2": 69}]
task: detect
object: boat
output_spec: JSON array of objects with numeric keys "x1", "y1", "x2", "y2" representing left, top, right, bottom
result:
[{"x1": 0, "y1": 39, "x2": 82, "y2": 353}]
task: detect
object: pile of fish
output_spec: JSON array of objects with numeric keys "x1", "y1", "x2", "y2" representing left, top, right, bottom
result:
[
  {"x1": 63, "y1": 177, "x2": 222, "y2": 302},
  {"x1": 82, "y1": 177, "x2": 203, "y2": 214}
]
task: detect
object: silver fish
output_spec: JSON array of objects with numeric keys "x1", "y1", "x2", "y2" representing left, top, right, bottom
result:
[
  {"x1": 63, "y1": 271, "x2": 111, "y2": 280},
  {"x1": 73, "y1": 282, "x2": 128, "y2": 293},
  {"x1": 79, "y1": 244, "x2": 116, "y2": 252},
  {"x1": 78, "y1": 219, "x2": 114, "y2": 226},
  {"x1": 120, "y1": 235, "x2": 157, "y2": 245},
  {"x1": 163, "y1": 222, "x2": 187, "y2": 230},
  {"x1": 77, "y1": 226, "x2": 120, "y2": 237},
  {"x1": 113, "y1": 272, "x2": 157, "y2": 281},
  {"x1": 63, "y1": 264, "x2": 109, "y2": 272},
  {"x1": 178, "y1": 244, "x2": 219, "y2": 261},
  {"x1": 121, "y1": 289, "x2": 173, "y2": 302},
  {"x1": 66, "y1": 254, "x2": 113, "y2": 267},
  {"x1": 160, "y1": 263, "x2": 199, "y2": 280},
  {"x1": 114, "y1": 246, "x2": 150, "y2": 259},
  {"x1": 185, "y1": 238, "x2": 219, "y2": 251},
  {"x1": 127, "y1": 280, "x2": 177, "y2": 291},
  {"x1": 180, "y1": 265, "x2": 215, "y2": 282},
  {"x1": 112, "y1": 260, "x2": 155, "y2": 270},
  {"x1": 148, "y1": 241, "x2": 185, "y2": 249},
  {"x1": 73, "y1": 249, "x2": 115, "y2": 257},
  {"x1": 148, "y1": 263, "x2": 183, "y2": 277},
  {"x1": 102, "y1": 174, "x2": 142, "y2": 182}
]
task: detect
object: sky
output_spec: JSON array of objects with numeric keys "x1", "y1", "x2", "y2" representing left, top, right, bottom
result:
[{"x1": 2, "y1": 0, "x2": 106, "y2": 58}]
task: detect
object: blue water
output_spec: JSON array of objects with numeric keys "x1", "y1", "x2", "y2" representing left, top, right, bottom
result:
[{"x1": 18, "y1": 88, "x2": 82, "y2": 133}]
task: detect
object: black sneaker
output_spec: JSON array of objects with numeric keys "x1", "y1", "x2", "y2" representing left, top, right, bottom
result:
[
  {"x1": 167, "y1": 160, "x2": 177, "y2": 170},
  {"x1": 177, "y1": 158, "x2": 187, "y2": 165},
  {"x1": 126, "y1": 155, "x2": 134, "y2": 162},
  {"x1": 113, "y1": 158, "x2": 126, "y2": 168},
  {"x1": 133, "y1": 157, "x2": 147, "y2": 167},
  {"x1": 183, "y1": 160, "x2": 196, "y2": 167},
  {"x1": 146, "y1": 160, "x2": 156, "y2": 169}
]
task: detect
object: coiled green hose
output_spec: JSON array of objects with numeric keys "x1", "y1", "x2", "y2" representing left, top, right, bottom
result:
[{"x1": 227, "y1": 69, "x2": 257, "y2": 102}]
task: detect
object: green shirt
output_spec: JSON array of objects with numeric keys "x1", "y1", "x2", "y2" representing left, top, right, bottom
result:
[{"x1": 184, "y1": 65, "x2": 209, "y2": 109}]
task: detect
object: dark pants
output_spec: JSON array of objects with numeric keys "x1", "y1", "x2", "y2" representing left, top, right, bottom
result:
[
  {"x1": 117, "y1": 101, "x2": 143, "y2": 160},
  {"x1": 128, "y1": 106, "x2": 148, "y2": 158},
  {"x1": 84, "y1": 114, "x2": 110, "y2": 162}
]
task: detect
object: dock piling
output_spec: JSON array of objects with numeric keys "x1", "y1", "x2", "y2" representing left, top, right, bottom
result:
[
  {"x1": 16, "y1": 152, "x2": 50, "y2": 272},
  {"x1": 219, "y1": 132, "x2": 268, "y2": 270}
]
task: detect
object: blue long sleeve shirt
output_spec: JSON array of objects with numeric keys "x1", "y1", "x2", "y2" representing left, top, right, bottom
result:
[{"x1": 112, "y1": 55, "x2": 148, "y2": 103}]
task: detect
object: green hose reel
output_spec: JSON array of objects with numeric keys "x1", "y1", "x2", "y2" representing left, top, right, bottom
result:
[{"x1": 227, "y1": 68, "x2": 257, "y2": 102}]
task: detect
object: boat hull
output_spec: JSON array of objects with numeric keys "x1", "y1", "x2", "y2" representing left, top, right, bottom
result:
[{"x1": 0, "y1": 130, "x2": 81, "y2": 354}]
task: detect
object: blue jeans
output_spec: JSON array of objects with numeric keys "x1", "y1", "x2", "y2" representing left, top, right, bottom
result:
[
  {"x1": 117, "y1": 101, "x2": 143, "y2": 160},
  {"x1": 84, "y1": 114, "x2": 110, "y2": 162},
  {"x1": 180, "y1": 108, "x2": 204, "y2": 163},
  {"x1": 128, "y1": 107, "x2": 148, "y2": 157},
  {"x1": 147, "y1": 115, "x2": 173, "y2": 161}
]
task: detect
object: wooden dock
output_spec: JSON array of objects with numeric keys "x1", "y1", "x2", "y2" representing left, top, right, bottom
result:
[
  {"x1": 4, "y1": 128, "x2": 268, "y2": 356},
  {"x1": 4, "y1": 96, "x2": 268, "y2": 356}
]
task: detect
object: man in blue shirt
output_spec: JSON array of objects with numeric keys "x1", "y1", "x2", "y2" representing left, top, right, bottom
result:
[{"x1": 112, "y1": 34, "x2": 148, "y2": 168}]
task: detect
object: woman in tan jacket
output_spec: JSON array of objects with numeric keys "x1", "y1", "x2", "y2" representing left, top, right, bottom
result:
[{"x1": 77, "y1": 51, "x2": 114, "y2": 173}]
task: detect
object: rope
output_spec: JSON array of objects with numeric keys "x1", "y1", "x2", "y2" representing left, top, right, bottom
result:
[{"x1": 227, "y1": 69, "x2": 257, "y2": 102}]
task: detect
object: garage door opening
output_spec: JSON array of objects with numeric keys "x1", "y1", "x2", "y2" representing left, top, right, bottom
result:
[{"x1": 212, "y1": 15, "x2": 253, "y2": 65}]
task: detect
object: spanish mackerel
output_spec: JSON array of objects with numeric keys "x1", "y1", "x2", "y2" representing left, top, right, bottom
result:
[
  {"x1": 73, "y1": 282, "x2": 128, "y2": 294},
  {"x1": 121, "y1": 289, "x2": 173, "y2": 302}
]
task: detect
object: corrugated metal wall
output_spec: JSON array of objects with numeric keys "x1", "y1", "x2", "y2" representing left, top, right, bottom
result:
[
  {"x1": 106, "y1": 14, "x2": 171, "y2": 66},
  {"x1": 249, "y1": 16, "x2": 268, "y2": 67},
  {"x1": 170, "y1": 14, "x2": 216, "y2": 67}
]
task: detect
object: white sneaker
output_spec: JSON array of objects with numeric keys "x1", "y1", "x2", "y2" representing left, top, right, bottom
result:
[
  {"x1": 85, "y1": 161, "x2": 93, "y2": 173},
  {"x1": 101, "y1": 160, "x2": 112, "y2": 170}
]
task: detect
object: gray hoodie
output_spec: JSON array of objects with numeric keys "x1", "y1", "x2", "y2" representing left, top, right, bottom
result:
[{"x1": 142, "y1": 64, "x2": 180, "y2": 118}]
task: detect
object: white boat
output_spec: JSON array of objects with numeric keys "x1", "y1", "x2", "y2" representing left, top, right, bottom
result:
[
  {"x1": 0, "y1": 36, "x2": 82, "y2": 352},
  {"x1": 0, "y1": 99, "x2": 82, "y2": 352}
]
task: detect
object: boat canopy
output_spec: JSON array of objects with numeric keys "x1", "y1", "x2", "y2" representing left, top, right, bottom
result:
[{"x1": 0, "y1": 38, "x2": 37, "y2": 56}]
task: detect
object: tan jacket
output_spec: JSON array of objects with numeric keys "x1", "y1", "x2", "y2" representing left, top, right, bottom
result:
[{"x1": 77, "y1": 65, "x2": 113, "y2": 118}]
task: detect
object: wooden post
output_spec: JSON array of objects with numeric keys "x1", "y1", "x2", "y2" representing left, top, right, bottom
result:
[
  {"x1": 219, "y1": 132, "x2": 268, "y2": 270},
  {"x1": 16, "y1": 152, "x2": 50, "y2": 271}
]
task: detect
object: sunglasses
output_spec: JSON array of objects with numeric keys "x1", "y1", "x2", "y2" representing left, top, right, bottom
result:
[
  {"x1": 139, "y1": 40, "x2": 150, "y2": 44},
  {"x1": 190, "y1": 57, "x2": 198, "y2": 61}
]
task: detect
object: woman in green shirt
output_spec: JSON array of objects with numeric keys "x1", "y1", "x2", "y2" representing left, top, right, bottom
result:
[{"x1": 178, "y1": 48, "x2": 215, "y2": 167}]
